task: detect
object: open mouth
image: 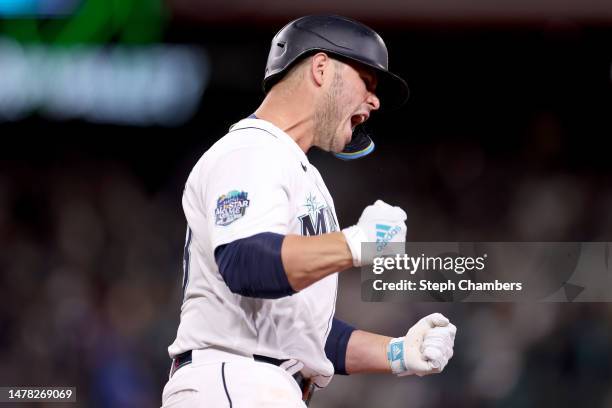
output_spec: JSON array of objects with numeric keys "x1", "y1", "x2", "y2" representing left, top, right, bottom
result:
[{"x1": 350, "y1": 113, "x2": 368, "y2": 130}]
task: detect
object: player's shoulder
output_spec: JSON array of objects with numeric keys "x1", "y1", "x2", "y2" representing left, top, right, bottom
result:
[
  {"x1": 198, "y1": 118, "x2": 304, "y2": 174},
  {"x1": 209, "y1": 118, "x2": 286, "y2": 156},
  {"x1": 189, "y1": 118, "x2": 297, "y2": 179}
]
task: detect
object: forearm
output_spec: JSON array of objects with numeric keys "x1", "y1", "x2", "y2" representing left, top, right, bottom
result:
[
  {"x1": 345, "y1": 330, "x2": 393, "y2": 374},
  {"x1": 281, "y1": 232, "x2": 354, "y2": 291}
]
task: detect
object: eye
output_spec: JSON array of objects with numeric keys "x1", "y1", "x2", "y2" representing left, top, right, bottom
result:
[
  {"x1": 360, "y1": 76, "x2": 370, "y2": 89},
  {"x1": 361, "y1": 74, "x2": 376, "y2": 93}
]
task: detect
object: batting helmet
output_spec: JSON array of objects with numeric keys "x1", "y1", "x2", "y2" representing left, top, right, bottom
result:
[{"x1": 262, "y1": 15, "x2": 409, "y2": 160}]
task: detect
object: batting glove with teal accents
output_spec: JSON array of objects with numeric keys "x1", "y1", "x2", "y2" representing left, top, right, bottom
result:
[
  {"x1": 342, "y1": 200, "x2": 407, "y2": 267},
  {"x1": 388, "y1": 313, "x2": 457, "y2": 377}
]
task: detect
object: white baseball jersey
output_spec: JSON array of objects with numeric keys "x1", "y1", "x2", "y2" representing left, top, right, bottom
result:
[{"x1": 168, "y1": 118, "x2": 340, "y2": 387}]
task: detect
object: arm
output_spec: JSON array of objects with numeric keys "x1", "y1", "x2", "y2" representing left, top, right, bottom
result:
[
  {"x1": 281, "y1": 200, "x2": 407, "y2": 290},
  {"x1": 345, "y1": 330, "x2": 393, "y2": 374},
  {"x1": 344, "y1": 314, "x2": 458, "y2": 377},
  {"x1": 215, "y1": 232, "x2": 353, "y2": 298},
  {"x1": 216, "y1": 201, "x2": 408, "y2": 297},
  {"x1": 281, "y1": 232, "x2": 353, "y2": 291}
]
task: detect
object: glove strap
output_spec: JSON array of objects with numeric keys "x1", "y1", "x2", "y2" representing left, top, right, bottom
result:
[
  {"x1": 387, "y1": 337, "x2": 407, "y2": 375},
  {"x1": 341, "y1": 225, "x2": 367, "y2": 267}
]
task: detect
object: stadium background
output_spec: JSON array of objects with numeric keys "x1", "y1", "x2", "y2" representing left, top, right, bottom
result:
[{"x1": 1, "y1": 0, "x2": 612, "y2": 406}]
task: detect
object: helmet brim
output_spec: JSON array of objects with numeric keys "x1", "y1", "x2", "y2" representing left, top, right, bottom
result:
[
  {"x1": 263, "y1": 50, "x2": 410, "y2": 111},
  {"x1": 319, "y1": 52, "x2": 410, "y2": 111},
  {"x1": 337, "y1": 55, "x2": 409, "y2": 111},
  {"x1": 373, "y1": 68, "x2": 410, "y2": 111}
]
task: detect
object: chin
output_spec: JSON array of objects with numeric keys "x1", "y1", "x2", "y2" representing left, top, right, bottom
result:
[
  {"x1": 330, "y1": 141, "x2": 344, "y2": 153},
  {"x1": 344, "y1": 132, "x2": 353, "y2": 147},
  {"x1": 337, "y1": 135, "x2": 352, "y2": 152},
  {"x1": 330, "y1": 125, "x2": 351, "y2": 152}
]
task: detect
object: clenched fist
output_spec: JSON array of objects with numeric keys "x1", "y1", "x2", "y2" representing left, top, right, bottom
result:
[
  {"x1": 388, "y1": 313, "x2": 457, "y2": 377},
  {"x1": 342, "y1": 200, "x2": 407, "y2": 266}
]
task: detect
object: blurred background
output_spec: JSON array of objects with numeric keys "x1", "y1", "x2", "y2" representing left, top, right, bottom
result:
[{"x1": 1, "y1": 0, "x2": 612, "y2": 407}]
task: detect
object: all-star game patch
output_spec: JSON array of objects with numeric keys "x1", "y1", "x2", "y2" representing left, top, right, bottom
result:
[{"x1": 215, "y1": 190, "x2": 250, "y2": 226}]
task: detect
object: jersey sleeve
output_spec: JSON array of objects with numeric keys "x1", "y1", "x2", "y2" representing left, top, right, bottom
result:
[{"x1": 202, "y1": 143, "x2": 292, "y2": 250}]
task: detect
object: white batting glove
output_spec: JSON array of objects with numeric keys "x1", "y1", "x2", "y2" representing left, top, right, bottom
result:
[
  {"x1": 387, "y1": 313, "x2": 457, "y2": 377},
  {"x1": 342, "y1": 200, "x2": 407, "y2": 266}
]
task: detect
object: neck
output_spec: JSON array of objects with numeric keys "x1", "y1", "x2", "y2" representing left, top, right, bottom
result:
[{"x1": 254, "y1": 87, "x2": 316, "y2": 153}]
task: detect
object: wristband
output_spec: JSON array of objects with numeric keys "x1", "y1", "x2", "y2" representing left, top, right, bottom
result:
[
  {"x1": 341, "y1": 225, "x2": 367, "y2": 267},
  {"x1": 387, "y1": 337, "x2": 407, "y2": 375}
]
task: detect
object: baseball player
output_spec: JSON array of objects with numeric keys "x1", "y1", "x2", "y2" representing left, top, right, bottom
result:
[{"x1": 162, "y1": 15, "x2": 456, "y2": 407}]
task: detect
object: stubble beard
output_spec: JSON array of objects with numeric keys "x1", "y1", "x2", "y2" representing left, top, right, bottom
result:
[{"x1": 314, "y1": 70, "x2": 345, "y2": 152}]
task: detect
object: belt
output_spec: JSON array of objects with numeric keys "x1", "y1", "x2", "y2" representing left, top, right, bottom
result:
[{"x1": 170, "y1": 350, "x2": 315, "y2": 405}]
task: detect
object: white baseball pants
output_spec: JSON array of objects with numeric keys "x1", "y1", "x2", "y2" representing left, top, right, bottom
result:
[{"x1": 161, "y1": 349, "x2": 307, "y2": 408}]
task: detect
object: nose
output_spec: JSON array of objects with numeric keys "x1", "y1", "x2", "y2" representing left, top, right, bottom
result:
[{"x1": 366, "y1": 92, "x2": 380, "y2": 111}]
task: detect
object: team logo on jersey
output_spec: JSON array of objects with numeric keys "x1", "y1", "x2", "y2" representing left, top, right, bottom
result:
[
  {"x1": 215, "y1": 190, "x2": 250, "y2": 226},
  {"x1": 298, "y1": 193, "x2": 338, "y2": 236}
]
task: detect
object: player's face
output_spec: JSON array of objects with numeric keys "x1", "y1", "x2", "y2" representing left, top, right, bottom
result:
[{"x1": 314, "y1": 60, "x2": 380, "y2": 152}]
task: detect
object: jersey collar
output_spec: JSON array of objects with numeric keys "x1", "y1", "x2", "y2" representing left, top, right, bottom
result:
[{"x1": 229, "y1": 118, "x2": 309, "y2": 163}]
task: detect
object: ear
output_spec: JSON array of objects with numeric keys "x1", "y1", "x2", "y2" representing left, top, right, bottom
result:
[{"x1": 309, "y1": 52, "x2": 331, "y2": 88}]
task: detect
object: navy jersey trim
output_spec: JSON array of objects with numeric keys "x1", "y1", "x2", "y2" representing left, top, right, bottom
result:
[
  {"x1": 228, "y1": 126, "x2": 278, "y2": 140},
  {"x1": 182, "y1": 227, "x2": 193, "y2": 300},
  {"x1": 221, "y1": 362, "x2": 233, "y2": 407}
]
